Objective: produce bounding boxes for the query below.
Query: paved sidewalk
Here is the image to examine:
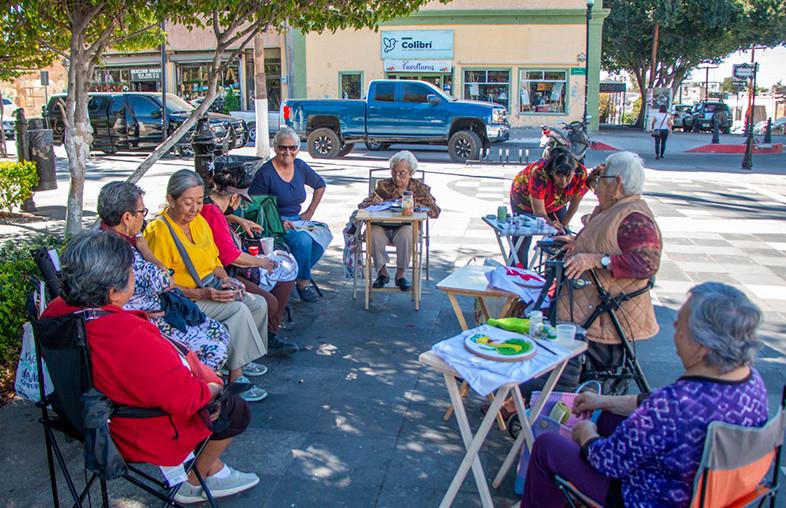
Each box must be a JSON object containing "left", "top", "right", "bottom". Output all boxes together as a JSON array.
[{"left": 1, "top": 151, "right": 786, "bottom": 507}]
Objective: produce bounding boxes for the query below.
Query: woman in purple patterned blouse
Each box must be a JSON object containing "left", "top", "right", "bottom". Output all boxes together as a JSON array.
[{"left": 521, "top": 282, "right": 769, "bottom": 508}]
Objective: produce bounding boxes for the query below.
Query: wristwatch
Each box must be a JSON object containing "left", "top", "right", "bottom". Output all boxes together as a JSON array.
[{"left": 600, "top": 255, "right": 612, "bottom": 269}]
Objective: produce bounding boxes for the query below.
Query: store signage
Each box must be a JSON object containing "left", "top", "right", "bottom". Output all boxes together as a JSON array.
[
  {"left": 131, "top": 68, "right": 161, "bottom": 81},
  {"left": 570, "top": 67, "right": 587, "bottom": 75},
  {"left": 732, "top": 63, "right": 756, "bottom": 80},
  {"left": 380, "top": 30, "right": 454, "bottom": 59},
  {"left": 599, "top": 82, "right": 626, "bottom": 93},
  {"left": 384, "top": 59, "right": 452, "bottom": 73}
]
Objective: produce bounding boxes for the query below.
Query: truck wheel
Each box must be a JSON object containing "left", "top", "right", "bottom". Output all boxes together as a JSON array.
[
  {"left": 448, "top": 130, "right": 482, "bottom": 163},
  {"left": 177, "top": 145, "right": 195, "bottom": 158},
  {"left": 307, "top": 128, "right": 342, "bottom": 158},
  {"left": 247, "top": 123, "right": 256, "bottom": 143},
  {"left": 365, "top": 140, "right": 390, "bottom": 151},
  {"left": 338, "top": 142, "right": 354, "bottom": 156}
]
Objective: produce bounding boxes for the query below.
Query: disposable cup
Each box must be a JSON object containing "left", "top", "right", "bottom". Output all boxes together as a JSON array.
[
  {"left": 261, "top": 237, "right": 275, "bottom": 255},
  {"left": 555, "top": 324, "right": 577, "bottom": 346}
]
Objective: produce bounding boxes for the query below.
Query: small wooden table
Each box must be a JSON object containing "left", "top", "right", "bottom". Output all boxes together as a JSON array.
[
  {"left": 419, "top": 336, "right": 588, "bottom": 508},
  {"left": 355, "top": 209, "right": 428, "bottom": 311},
  {"left": 437, "top": 264, "right": 519, "bottom": 332}
]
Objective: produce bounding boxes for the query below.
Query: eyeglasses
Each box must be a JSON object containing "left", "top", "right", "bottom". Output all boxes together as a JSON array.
[
  {"left": 391, "top": 170, "right": 410, "bottom": 177},
  {"left": 134, "top": 208, "right": 149, "bottom": 218},
  {"left": 277, "top": 144, "right": 299, "bottom": 152}
]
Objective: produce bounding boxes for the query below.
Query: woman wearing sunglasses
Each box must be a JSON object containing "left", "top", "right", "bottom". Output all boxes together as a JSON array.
[{"left": 249, "top": 127, "right": 327, "bottom": 303}]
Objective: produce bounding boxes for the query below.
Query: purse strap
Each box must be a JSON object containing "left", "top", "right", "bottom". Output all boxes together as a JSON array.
[{"left": 159, "top": 214, "right": 204, "bottom": 288}]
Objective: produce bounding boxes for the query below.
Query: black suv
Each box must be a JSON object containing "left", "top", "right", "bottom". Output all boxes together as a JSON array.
[
  {"left": 45, "top": 92, "right": 248, "bottom": 155},
  {"left": 683, "top": 101, "right": 732, "bottom": 134}
]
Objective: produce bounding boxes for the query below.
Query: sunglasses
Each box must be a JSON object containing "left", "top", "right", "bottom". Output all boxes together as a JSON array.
[{"left": 277, "top": 144, "right": 299, "bottom": 152}]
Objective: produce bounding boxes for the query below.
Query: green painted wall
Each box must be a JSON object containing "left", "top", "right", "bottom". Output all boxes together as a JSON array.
[{"left": 291, "top": 29, "right": 306, "bottom": 98}]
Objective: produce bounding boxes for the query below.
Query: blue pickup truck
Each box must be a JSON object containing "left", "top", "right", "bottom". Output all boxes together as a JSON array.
[{"left": 282, "top": 79, "right": 510, "bottom": 162}]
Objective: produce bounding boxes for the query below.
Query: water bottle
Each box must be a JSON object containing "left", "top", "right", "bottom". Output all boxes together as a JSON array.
[{"left": 528, "top": 310, "right": 543, "bottom": 338}]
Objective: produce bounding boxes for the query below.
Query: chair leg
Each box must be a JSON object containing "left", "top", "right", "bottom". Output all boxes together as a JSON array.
[
  {"left": 100, "top": 478, "right": 110, "bottom": 508},
  {"left": 310, "top": 279, "right": 324, "bottom": 297},
  {"left": 44, "top": 427, "right": 61, "bottom": 508},
  {"left": 47, "top": 427, "right": 83, "bottom": 507}
]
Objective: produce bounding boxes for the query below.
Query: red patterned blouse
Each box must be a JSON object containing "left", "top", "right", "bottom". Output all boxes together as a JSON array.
[{"left": 510, "top": 159, "right": 589, "bottom": 214}]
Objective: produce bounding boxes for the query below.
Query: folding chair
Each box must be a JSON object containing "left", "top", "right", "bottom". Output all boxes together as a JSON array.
[
  {"left": 368, "top": 167, "right": 431, "bottom": 281},
  {"left": 555, "top": 385, "right": 786, "bottom": 508},
  {"left": 29, "top": 251, "right": 218, "bottom": 507}
]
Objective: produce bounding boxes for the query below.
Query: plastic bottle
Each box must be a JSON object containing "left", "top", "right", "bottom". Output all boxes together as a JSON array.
[
  {"left": 528, "top": 311, "right": 543, "bottom": 338},
  {"left": 402, "top": 191, "right": 414, "bottom": 216},
  {"left": 486, "top": 317, "right": 530, "bottom": 334}
]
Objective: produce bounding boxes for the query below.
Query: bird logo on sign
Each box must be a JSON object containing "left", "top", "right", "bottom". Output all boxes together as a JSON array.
[{"left": 382, "top": 37, "right": 397, "bottom": 53}]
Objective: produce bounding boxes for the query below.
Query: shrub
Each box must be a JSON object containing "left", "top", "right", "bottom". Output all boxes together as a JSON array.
[
  {"left": 223, "top": 87, "right": 241, "bottom": 113},
  {"left": 0, "top": 160, "right": 38, "bottom": 212},
  {"left": 0, "top": 233, "right": 64, "bottom": 371}
]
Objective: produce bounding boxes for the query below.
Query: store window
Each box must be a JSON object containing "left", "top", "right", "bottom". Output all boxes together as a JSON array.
[
  {"left": 178, "top": 60, "right": 241, "bottom": 102},
  {"left": 91, "top": 67, "right": 161, "bottom": 92},
  {"left": 245, "top": 48, "right": 282, "bottom": 111},
  {"left": 519, "top": 70, "right": 567, "bottom": 114},
  {"left": 463, "top": 69, "right": 510, "bottom": 109},
  {"left": 339, "top": 73, "right": 362, "bottom": 99}
]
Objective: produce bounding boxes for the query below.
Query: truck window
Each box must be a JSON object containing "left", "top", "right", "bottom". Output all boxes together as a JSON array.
[
  {"left": 88, "top": 96, "right": 110, "bottom": 114},
  {"left": 127, "top": 96, "right": 160, "bottom": 117},
  {"left": 373, "top": 83, "right": 395, "bottom": 102},
  {"left": 402, "top": 83, "right": 430, "bottom": 103},
  {"left": 109, "top": 96, "right": 125, "bottom": 116}
]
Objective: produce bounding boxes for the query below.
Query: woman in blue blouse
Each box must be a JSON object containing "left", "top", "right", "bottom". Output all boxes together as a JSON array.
[
  {"left": 249, "top": 127, "right": 326, "bottom": 302},
  {"left": 521, "top": 282, "right": 769, "bottom": 508}
]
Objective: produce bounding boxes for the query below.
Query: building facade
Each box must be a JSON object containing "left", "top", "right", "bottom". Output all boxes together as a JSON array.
[{"left": 289, "top": 0, "right": 607, "bottom": 129}]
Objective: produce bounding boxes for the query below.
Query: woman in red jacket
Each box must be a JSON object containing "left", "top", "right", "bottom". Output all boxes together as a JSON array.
[{"left": 44, "top": 231, "right": 259, "bottom": 504}]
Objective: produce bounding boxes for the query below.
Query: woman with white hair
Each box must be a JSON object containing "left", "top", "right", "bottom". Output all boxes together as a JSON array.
[
  {"left": 555, "top": 150, "right": 662, "bottom": 390},
  {"left": 249, "top": 127, "right": 326, "bottom": 302},
  {"left": 358, "top": 150, "right": 440, "bottom": 290},
  {"left": 521, "top": 282, "right": 769, "bottom": 508}
]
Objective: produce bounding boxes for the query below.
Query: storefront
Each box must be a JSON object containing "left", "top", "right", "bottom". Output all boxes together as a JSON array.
[
  {"left": 292, "top": 1, "right": 607, "bottom": 129},
  {"left": 90, "top": 66, "right": 162, "bottom": 92},
  {"left": 175, "top": 58, "right": 242, "bottom": 101},
  {"left": 244, "top": 48, "right": 283, "bottom": 111}
]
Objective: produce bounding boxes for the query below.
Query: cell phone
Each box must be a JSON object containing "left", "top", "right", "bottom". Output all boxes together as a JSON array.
[{"left": 207, "top": 381, "right": 253, "bottom": 413}]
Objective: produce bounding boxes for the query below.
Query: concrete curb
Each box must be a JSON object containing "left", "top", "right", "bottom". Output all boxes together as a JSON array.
[{"left": 687, "top": 143, "right": 783, "bottom": 154}]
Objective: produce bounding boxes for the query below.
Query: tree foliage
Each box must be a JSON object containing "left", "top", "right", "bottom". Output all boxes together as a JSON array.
[{"left": 602, "top": 0, "right": 786, "bottom": 125}]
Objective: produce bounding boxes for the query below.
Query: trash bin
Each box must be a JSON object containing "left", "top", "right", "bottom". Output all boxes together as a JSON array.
[
  {"left": 212, "top": 154, "right": 266, "bottom": 177},
  {"left": 27, "top": 129, "right": 57, "bottom": 191},
  {"left": 28, "top": 117, "right": 46, "bottom": 130}
]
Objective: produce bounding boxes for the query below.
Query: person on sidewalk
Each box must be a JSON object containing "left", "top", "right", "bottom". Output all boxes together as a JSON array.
[
  {"left": 358, "top": 150, "right": 440, "bottom": 290},
  {"left": 200, "top": 163, "right": 299, "bottom": 355},
  {"left": 509, "top": 146, "right": 590, "bottom": 265},
  {"left": 144, "top": 170, "right": 271, "bottom": 403},
  {"left": 650, "top": 104, "right": 673, "bottom": 159},
  {"left": 249, "top": 127, "right": 327, "bottom": 303},
  {"left": 520, "top": 282, "right": 768, "bottom": 508},
  {"left": 45, "top": 231, "right": 260, "bottom": 504}
]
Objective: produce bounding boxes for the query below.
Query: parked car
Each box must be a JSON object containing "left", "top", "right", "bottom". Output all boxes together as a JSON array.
[
  {"left": 2, "top": 97, "right": 18, "bottom": 117},
  {"left": 2, "top": 119, "right": 14, "bottom": 139},
  {"left": 683, "top": 101, "right": 732, "bottom": 134},
  {"left": 282, "top": 79, "right": 510, "bottom": 162},
  {"left": 228, "top": 110, "right": 281, "bottom": 143},
  {"left": 753, "top": 117, "right": 786, "bottom": 136},
  {"left": 45, "top": 92, "right": 248, "bottom": 155},
  {"left": 670, "top": 103, "right": 693, "bottom": 131}
]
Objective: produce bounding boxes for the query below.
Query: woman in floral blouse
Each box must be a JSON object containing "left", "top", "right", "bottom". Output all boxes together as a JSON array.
[{"left": 509, "top": 146, "right": 590, "bottom": 264}]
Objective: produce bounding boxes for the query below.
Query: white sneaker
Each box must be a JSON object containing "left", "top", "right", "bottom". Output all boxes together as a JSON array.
[
  {"left": 205, "top": 466, "right": 260, "bottom": 498},
  {"left": 173, "top": 481, "right": 204, "bottom": 504}
]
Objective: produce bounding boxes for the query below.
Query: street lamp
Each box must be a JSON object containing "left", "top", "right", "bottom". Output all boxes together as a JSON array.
[{"left": 582, "top": 0, "right": 594, "bottom": 132}]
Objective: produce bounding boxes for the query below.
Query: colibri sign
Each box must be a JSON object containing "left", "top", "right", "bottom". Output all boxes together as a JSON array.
[
  {"left": 380, "top": 30, "right": 454, "bottom": 60},
  {"left": 732, "top": 63, "right": 757, "bottom": 80}
]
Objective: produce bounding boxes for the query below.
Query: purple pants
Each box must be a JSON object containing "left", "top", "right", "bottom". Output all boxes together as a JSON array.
[{"left": 521, "top": 412, "right": 625, "bottom": 508}]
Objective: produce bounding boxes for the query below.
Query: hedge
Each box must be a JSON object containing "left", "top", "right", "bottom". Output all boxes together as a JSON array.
[
  {"left": 0, "top": 234, "right": 64, "bottom": 370},
  {"left": 0, "top": 160, "right": 38, "bottom": 212}
]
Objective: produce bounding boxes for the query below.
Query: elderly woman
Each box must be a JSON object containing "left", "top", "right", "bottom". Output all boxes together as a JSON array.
[
  {"left": 554, "top": 151, "right": 662, "bottom": 392},
  {"left": 358, "top": 150, "right": 440, "bottom": 290},
  {"left": 200, "top": 163, "right": 299, "bottom": 354},
  {"left": 43, "top": 231, "right": 260, "bottom": 504},
  {"left": 144, "top": 169, "right": 269, "bottom": 403},
  {"left": 249, "top": 127, "right": 326, "bottom": 303},
  {"left": 97, "top": 181, "right": 229, "bottom": 371},
  {"left": 509, "top": 146, "right": 590, "bottom": 264},
  {"left": 521, "top": 282, "right": 769, "bottom": 507}
]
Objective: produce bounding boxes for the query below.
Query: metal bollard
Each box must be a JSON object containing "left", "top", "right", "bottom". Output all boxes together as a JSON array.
[
  {"left": 27, "top": 129, "right": 57, "bottom": 191},
  {"left": 711, "top": 119, "right": 720, "bottom": 144},
  {"left": 15, "top": 108, "right": 29, "bottom": 162},
  {"left": 763, "top": 118, "right": 772, "bottom": 144},
  {"left": 191, "top": 115, "right": 217, "bottom": 184}
]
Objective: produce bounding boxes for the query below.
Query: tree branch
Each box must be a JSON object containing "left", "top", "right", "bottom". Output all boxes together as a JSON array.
[
  {"left": 110, "top": 22, "right": 159, "bottom": 46},
  {"left": 221, "top": 21, "right": 264, "bottom": 70},
  {"left": 35, "top": 36, "right": 70, "bottom": 60}
]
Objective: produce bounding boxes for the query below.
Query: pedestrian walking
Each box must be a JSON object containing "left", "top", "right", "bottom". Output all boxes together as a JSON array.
[{"left": 650, "top": 105, "right": 673, "bottom": 159}]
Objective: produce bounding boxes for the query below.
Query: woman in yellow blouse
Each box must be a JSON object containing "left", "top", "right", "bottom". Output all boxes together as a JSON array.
[{"left": 144, "top": 169, "right": 269, "bottom": 402}]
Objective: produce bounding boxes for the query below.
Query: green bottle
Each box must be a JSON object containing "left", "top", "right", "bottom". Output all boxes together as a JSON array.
[{"left": 487, "top": 317, "right": 530, "bottom": 334}]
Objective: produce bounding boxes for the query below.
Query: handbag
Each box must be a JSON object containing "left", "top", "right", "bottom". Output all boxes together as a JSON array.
[
  {"left": 514, "top": 380, "right": 602, "bottom": 495},
  {"left": 15, "top": 280, "right": 54, "bottom": 402}
]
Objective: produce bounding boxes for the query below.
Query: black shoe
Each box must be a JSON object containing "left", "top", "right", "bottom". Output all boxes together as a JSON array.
[
  {"left": 372, "top": 273, "right": 390, "bottom": 288},
  {"left": 296, "top": 285, "right": 318, "bottom": 303},
  {"left": 267, "top": 336, "right": 299, "bottom": 357},
  {"left": 395, "top": 277, "right": 411, "bottom": 291}
]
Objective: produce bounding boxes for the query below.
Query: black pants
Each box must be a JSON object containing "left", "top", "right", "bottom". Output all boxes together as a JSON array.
[
  {"left": 210, "top": 395, "right": 250, "bottom": 441},
  {"left": 513, "top": 207, "right": 567, "bottom": 266},
  {"left": 654, "top": 129, "right": 669, "bottom": 157}
]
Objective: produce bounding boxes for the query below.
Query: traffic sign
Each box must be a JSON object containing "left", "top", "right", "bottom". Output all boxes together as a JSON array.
[{"left": 733, "top": 63, "right": 756, "bottom": 80}]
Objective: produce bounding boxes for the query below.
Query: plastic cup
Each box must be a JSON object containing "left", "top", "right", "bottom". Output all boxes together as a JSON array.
[
  {"left": 247, "top": 245, "right": 259, "bottom": 256},
  {"left": 261, "top": 237, "right": 275, "bottom": 255},
  {"left": 555, "top": 324, "right": 577, "bottom": 346}
]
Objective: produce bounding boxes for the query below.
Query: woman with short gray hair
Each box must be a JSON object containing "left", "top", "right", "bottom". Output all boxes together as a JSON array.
[
  {"left": 358, "top": 150, "right": 440, "bottom": 290},
  {"left": 520, "top": 281, "right": 769, "bottom": 508},
  {"left": 45, "top": 231, "right": 260, "bottom": 503},
  {"left": 97, "top": 181, "right": 230, "bottom": 372},
  {"left": 144, "top": 169, "right": 271, "bottom": 403}
]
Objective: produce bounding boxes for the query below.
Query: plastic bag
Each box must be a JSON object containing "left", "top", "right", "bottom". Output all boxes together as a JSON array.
[{"left": 14, "top": 322, "right": 54, "bottom": 402}]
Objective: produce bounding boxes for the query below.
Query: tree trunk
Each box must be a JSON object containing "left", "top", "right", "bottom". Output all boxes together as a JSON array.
[
  {"left": 253, "top": 33, "right": 271, "bottom": 159},
  {"left": 0, "top": 90, "right": 7, "bottom": 158},
  {"left": 633, "top": 69, "right": 647, "bottom": 128}
]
